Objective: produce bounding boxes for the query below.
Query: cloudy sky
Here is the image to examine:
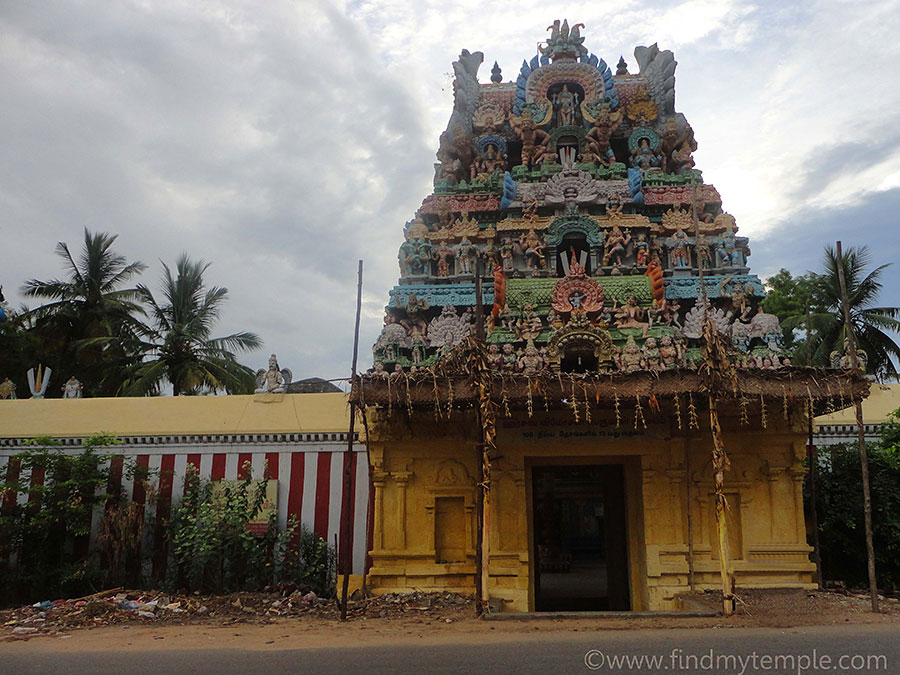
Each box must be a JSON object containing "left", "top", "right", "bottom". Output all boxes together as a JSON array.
[{"left": 2, "top": 0, "right": 899, "bottom": 385}]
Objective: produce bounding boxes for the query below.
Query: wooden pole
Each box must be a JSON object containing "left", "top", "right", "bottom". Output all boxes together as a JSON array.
[
  {"left": 473, "top": 255, "right": 489, "bottom": 614},
  {"left": 685, "top": 436, "right": 695, "bottom": 592},
  {"left": 340, "top": 260, "right": 364, "bottom": 621},
  {"left": 693, "top": 184, "right": 735, "bottom": 615},
  {"left": 805, "top": 303, "right": 824, "bottom": 589},
  {"left": 708, "top": 396, "right": 736, "bottom": 615},
  {"left": 834, "top": 241, "right": 879, "bottom": 612}
]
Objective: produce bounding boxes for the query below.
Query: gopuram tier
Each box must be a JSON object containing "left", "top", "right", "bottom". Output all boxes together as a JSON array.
[{"left": 373, "top": 21, "right": 782, "bottom": 376}]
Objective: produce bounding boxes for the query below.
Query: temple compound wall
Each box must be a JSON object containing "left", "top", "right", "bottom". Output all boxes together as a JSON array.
[
  {"left": 364, "top": 403, "right": 814, "bottom": 612},
  {"left": 0, "top": 393, "right": 371, "bottom": 576}
]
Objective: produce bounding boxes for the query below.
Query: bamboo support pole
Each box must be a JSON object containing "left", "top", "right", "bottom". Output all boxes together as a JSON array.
[
  {"left": 805, "top": 304, "right": 824, "bottom": 589},
  {"left": 708, "top": 395, "right": 735, "bottom": 615},
  {"left": 693, "top": 183, "right": 735, "bottom": 616},
  {"left": 473, "top": 257, "right": 489, "bottom": 614},
  {"left": 835, "top": 241, "right": 878, "bottom": 612}
]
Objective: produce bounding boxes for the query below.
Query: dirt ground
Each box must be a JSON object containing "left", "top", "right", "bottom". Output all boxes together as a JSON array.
[{"left": 3, "top": 588, "right": 899, "bottom": 652}]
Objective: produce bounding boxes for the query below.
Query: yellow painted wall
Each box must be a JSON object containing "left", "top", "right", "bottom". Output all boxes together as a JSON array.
[
  {"left": 0, "top": 392, "right": 356, "bottom": 438},
  {"left": 815, "top": 382, "right": 899, "bottom": 427},
  {"left": 364, "top": 401, "right": 815, "bottom": 612}
]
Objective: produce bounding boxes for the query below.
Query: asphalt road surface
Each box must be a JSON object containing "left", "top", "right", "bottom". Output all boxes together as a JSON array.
[{"left": 4, "top": 624, "right": 896, "bottom": 674}]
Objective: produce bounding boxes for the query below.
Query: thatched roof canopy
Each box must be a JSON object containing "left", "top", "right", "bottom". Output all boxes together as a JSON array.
[{"left": 352, "top": 367, "right": 869, "bottom": 416}]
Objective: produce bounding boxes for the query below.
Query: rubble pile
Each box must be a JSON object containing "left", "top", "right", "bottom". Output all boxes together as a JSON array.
[{"left": 1, "top": 590, "right": 476, "bottom": 638}]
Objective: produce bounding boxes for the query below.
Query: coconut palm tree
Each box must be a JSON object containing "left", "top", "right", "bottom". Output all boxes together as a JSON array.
[
  {"left": 21, "top": 229, "right": 147, "bottom": 395},
  {"left": 803, "top": 245, "right": 900, "bottom": 375},
  {"left": 125, "top": 255, "right": 261, "bottom": 395}
]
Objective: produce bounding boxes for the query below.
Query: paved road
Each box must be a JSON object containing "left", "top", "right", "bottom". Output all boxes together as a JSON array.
[{"left": 4, "top": 625, "right": 896, "bottom": 674}]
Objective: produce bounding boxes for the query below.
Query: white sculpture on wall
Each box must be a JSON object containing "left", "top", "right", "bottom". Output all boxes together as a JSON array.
[
  {"left": 255, "top": 354, "right": 292, "bottom": 394},
  {"left": 27, "top": 365, "right": 52, "bottom": 399},
  {"left": 62, "top": 376, "right": 83, "bottom": 398}
]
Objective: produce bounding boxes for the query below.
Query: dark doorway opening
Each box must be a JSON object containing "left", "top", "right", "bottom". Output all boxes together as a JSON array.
[
  {"left": 559, "top": 341, "right": 599, "bottom": 373},
  {"left": 532, "top": 464, "right": 630, "bottom": 611}
]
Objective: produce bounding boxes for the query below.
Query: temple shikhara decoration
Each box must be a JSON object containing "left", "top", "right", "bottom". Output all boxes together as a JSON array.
[
  {"left": 355, "top": 22, "right": 868, "bottom": 614},
  {"left": 375, "top": 23, "right": 767, "bottom": 373}
]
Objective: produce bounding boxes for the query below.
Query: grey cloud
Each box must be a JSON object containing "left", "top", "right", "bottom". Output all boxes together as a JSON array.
[
  {"left": 1, "top": 0, "right": 431, "bottom": 381},
  {"left": 787, "top": 132, "right": 900, "bottom": 202},
  {"left": 754, "top": 187, "right": 900, "bottom": 305}
]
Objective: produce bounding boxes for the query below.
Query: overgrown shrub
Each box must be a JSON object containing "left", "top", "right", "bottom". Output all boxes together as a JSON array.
[
  {"left": 0, "top": 434, "right": 125, "bottom": 604},
  {"left": 2, "top": 443, "right": 335, "bottom": 606},
  {"left": 167, "top": 463, "right": 334, "bottom": 597},
  {"left": 813, "top": 418, "right": 900, "bottom": 591}
]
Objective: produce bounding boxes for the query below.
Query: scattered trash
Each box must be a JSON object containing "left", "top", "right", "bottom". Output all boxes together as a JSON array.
[{"left": 0, "top": 589, "right": 477, "bottom": 637}]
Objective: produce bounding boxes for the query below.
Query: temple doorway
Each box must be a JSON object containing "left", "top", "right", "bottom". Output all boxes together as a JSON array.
[{"left": 532, "top": 464, "right": 630, "bottom": 611}]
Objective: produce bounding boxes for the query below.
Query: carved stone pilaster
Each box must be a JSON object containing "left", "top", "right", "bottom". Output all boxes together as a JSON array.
[{"left": 392, "top": 471, "right": 413, "bottom": 550}]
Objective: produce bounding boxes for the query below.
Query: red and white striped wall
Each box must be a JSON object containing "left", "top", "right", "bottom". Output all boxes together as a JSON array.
[{"left": 0, "top": 437, "right": 371, "bottom": 575}]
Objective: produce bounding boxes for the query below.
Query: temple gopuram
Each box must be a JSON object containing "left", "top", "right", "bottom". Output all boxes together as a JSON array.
[{"left": 354, "top": 21, "right": 867, "bottom": 614}]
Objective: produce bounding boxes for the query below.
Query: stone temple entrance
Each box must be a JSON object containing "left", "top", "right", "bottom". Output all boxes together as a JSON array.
[{"left": 532, "top": 464, "right": 630, "bottom": 611}]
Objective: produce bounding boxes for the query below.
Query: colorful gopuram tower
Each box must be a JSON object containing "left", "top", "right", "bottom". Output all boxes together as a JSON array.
[
  {"left": 357, "top": 22, "right": 867, "bottom": 613},
  {"left": 373, "top": 20, "right": 781, "bottom": 375}
]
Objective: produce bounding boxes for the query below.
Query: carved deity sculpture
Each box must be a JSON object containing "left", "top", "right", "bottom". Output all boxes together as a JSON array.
[
  {"left": 715, "top": 230, "right": 745, "bottom": 268},
  {"left": 552, "top": 85, "right": 578, "bottom": 126},
  {"left": 649, "top": 297, "right": 681, "bottom": 328},
  {"left": 630, "top": 137, "right": 662, "bottom": 171},
  {"left": 633, "top": 233, "right": 649, "bottom": 266},
  {"left": 520, "top": 230, "right": 546, "bottom": 271},
  {"left": 658, "top": 335, "right": 681, "bottom": 369},
  {"left": 614, "top": 296, "right": 649, "bottom": 333},
  {"left": 436, "top": 126, "right": 476, "bottom": 184},
  {"left": 255, "top": 354, "right": 290, "bottom": 394},
  {"left": 516, "top": 302, "right": 544, "bottom": 341},
  {"left": 404, "top": 238, "right": 432, "bottom": 275},
  {"left": 372, "top": 362, "right": 389, "bottom": 380},
  {"left": 433, "top": 240, "right": 455, "bottom": 277},
  {"left": 510, "top": 114, "right": 551, "bottom": 168},
  {"left": 62, "top": 376, "right": 83, "bottom": 399},
  {"left": 455, "top": 237, "right": 478, "bottom": 274},
  {"left": 695, "top": 234, "right": 712, "bottom": 269},
  {"left": 487, "top": 343, "right": 504, "bottom": 370},
  {"left": 642, "top": 337, "right": 663, "bottom": 371},
  {"left": 401, "top": 300, "right": 429, "bottom": 346},
  {"left": 660, "top": 118, "right": 697, "bottom": 175},
  {"left": 830, "top": 338, "right": 868, "bottom": 371},
  {"left": 0, "top": 377, "right": 15, "bottom": 400},
  {"left": 499, "top": 237, "right": 516, "bottom": 271},
  {"left": 669, "top": 228, "right": 692, "bottom": 268},
  {"left": 501, "top": 343, "right": 517, "bottom": 371},
  {"left": 603, "top": 225, "right": 631, "bottom": 266},
  {"left": 616, "top": 335, "right": 644, "bottom": 373},
  {"left": 584, "top": 104, "right": 620, "bottom": 165},
  {"left": 472, "top": 143, "right": 507, "bottom": 181},
  {"left": 519, "top": 340, "right": 545, "bottom": 376}
]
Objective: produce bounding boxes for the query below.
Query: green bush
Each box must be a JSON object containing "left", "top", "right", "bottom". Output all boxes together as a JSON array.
[
  {"left": 813, "top": 418, "right": 900, "bottom": 591},
  {"left": 167, "top": 463, "right": 334, "bottom": 597},
  {"left": 0, "top": 434, "right": 126, "bottom": 604},
  {"left": 1, "top": 442, "right": 335, "bottom": 605}
]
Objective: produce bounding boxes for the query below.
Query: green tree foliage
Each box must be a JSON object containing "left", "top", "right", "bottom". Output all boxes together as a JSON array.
[
  {"left": 0, "top": 434, "right": 128, "bottom": 604},
  {"left": 813, "top": 418, "right": 900, "bottom": 591},
  {"left": 761, "top": 268, "right": 828, "bottom": 357},
  {"left": 125, "top": 255, "right": 261, "bottom": 396},
  {"left": 809, "top": 246, "right": 900, "bottom": 375},
  {"left": 20, "top": 229, "right": 147, "bottom": 396},
  {"left": 763, "top": 247, "right": 900, "bottom": 374},
  {"left": 168, "top": 464, "right": 334, "bottom": 596},
  {"left": 0, "top": 308, "right": 42, "bottom": 398}
]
